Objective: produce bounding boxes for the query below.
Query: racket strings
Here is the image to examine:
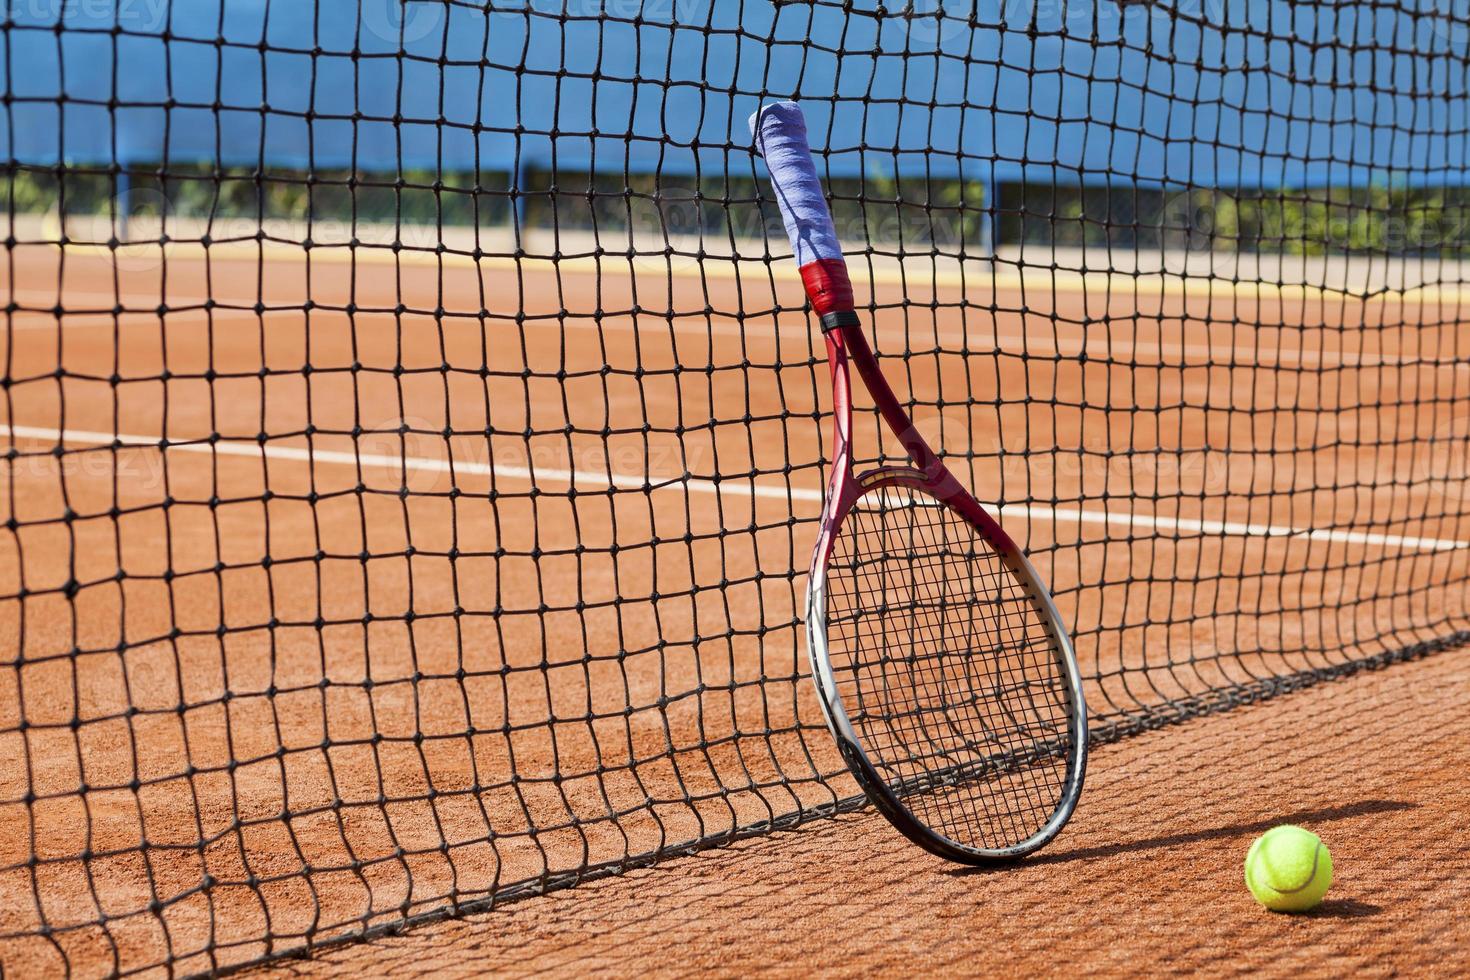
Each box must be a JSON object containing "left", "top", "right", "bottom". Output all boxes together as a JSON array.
[{"left": 825, "top": 485, "right": 1075, "bottom": 851}]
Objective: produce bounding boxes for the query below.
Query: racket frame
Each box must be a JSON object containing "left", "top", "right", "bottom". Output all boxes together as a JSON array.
[
  {"left": 748, "top": 97, "right": 1087, "bottom": 861},
  {"left": 805, "top": 309, "right": 1090, "bottom": 863}
]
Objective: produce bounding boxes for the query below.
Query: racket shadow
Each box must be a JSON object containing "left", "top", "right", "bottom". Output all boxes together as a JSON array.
[{"left": 942, "top": 799, "right": 1414, "bottom": 871}]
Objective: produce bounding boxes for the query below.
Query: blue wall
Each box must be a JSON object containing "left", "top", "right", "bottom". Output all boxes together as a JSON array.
[{"left": 3, "top": 0, "right": 1468, "bottom": 187}]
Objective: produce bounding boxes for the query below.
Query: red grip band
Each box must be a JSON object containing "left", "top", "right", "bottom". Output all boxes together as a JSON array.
[{"left": 799, "top": 258, "right": 854, "bottom": 316}]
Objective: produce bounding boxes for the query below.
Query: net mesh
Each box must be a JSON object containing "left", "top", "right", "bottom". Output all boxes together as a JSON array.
[
  {"left": 823, "top": 484, "right": 1076, "bottom": 854},
  {"left": 3, "top": 0, "right": 1470, "bottom": 975}
]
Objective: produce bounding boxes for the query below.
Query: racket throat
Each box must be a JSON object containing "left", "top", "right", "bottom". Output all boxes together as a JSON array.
[{"left": 823, "top": 310, "right": 952, "bottom": 484}]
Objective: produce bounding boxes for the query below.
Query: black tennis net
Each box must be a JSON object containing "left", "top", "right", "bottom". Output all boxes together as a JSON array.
[{"left": 4, "top": 0, "right": 1470, "bottom": 975}]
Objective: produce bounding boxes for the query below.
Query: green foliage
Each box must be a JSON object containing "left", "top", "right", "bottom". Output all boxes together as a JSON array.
[
  {"left": 5, "top": 162, "right": 1470, "bottom": 255},
  {"left": 0, "top": 164, "right": 512, "bottom": 228},
  {"left": 1004, "top": 179, "right": 1470, "bottom": 255}
]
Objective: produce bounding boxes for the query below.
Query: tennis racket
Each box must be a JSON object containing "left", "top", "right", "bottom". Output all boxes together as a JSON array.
[{"left": 751, "top": 101, "right": 1088, "bottom": 863}]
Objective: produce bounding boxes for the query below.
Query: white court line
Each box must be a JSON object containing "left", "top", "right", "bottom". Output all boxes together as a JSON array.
[
  {"left": 3, "top": 423, "right": 1466, "bottom": 555},
  {"left": 6, "top": 286, "right": 1470, "bottom": 373}
]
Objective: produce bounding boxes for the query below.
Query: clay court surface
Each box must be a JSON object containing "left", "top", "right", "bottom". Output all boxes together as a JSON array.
[
  {"left": 260, "top": 649, "right": 1470, "bottom": 978},
  {"left": 2, "top": 244, "right": 1469, "bottom": 976}
]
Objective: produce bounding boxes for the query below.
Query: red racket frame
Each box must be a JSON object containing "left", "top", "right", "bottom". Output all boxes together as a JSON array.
[{"left": 805, "top": 311, "right": 1089, "bottom": 863}]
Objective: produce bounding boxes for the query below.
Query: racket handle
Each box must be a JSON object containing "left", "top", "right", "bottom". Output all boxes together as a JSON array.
[{"left": 749, "top": 101, "right": 854, "bottom": 316}]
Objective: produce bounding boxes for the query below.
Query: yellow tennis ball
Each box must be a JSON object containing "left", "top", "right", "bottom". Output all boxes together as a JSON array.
[{"left": 1244, "top": 825, "right": 1332, "bottom": 912}]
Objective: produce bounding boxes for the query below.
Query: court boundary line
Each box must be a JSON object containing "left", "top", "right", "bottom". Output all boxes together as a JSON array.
[
  {"left": 3, "top": 423, "right": 1465, "bottom": 554},
  {"left": 29, "top": 237, "right": 1470, "bottom": 306}
]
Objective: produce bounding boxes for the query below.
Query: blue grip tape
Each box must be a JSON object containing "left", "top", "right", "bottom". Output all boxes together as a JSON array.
[{"left": 749, "top": 101, "right": 844, "bottom": 267}]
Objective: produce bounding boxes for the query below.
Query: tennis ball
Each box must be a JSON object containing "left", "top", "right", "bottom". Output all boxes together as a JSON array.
[{"left": 1244, "top": 825, "right": 1332, "bottom": 912}]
